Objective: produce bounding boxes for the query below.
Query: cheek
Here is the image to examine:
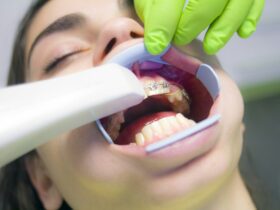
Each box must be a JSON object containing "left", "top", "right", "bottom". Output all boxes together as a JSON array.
[
  {"left": 195, "top": 72, "right": 246, "bottom": 198},
  {"left": 186, "top": 123, "right": 245, "bottom": 202},
  {"left": 64, "top": 124, "right": 120, "bottom": 180},
  {"left": 38, "top": 123, "right": 146, "bottom": 209},
  {"left": 211, "top": 71, "right": 245, "bottom": 175},
  {"left": 220, "top": 72, "right": 244, "bottom": 152},
  {"left": 41, "top": 123, "right": 138, "bottom": 183},
  {"left": 35, "top": 124, "right": 123, "bottom": 207},
  {"left": 36, "top": 123, "right": 105, "bottom": 186}
]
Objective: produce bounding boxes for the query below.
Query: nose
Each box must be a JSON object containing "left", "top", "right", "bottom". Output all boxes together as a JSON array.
[{"left": 93, "top": 18, "right": 144, "bottom": 64}]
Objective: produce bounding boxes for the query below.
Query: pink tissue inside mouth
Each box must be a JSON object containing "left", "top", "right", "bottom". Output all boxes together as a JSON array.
[
  {"left": 140, "top": 61, "right": 164, "bottom": 70},
  {"left": 162, "top": 47, "right": 200, "bottom": 75}
]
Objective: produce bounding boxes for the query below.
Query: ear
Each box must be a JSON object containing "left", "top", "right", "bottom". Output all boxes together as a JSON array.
[{"left": 25, "top": 154, "right": 63, "bottom": 210}]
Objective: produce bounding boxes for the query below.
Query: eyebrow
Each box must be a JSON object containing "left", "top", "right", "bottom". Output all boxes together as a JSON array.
[{"left": 27, "top": 13, "right": 86, "bottom": 66}]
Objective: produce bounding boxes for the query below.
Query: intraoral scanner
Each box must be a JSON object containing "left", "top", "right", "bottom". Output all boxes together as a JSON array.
[{"left": 0, "top": 64, "right": 145, "bottom": 167}]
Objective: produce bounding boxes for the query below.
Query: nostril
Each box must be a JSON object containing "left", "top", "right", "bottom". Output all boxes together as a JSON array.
[
  {"left": 104, "top": 38, "right": 117, "bottom": 56},
  {"left": 130, "top": 32, "right": 142, "bottom": 38}
]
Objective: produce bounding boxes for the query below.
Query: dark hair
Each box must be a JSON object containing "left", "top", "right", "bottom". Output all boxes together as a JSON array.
[
  {"left": 7, "top": 0, "right": 46, "bottom": 85},
  {"left": 0, "top": 0, "right": 71, "bottom": 209}
]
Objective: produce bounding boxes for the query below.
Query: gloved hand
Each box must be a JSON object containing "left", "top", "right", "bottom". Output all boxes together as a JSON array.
[{"left": 134, "top": 0, "right": 265, "bottom": 55}]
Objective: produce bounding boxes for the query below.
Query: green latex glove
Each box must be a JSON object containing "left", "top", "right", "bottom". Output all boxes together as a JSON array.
[{"left": 134, "top": 0, "right": 265, "bottom": 55}]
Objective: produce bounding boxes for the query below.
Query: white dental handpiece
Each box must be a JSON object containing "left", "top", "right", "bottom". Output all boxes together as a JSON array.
[{"left": 0, "top": 64, "right": 145, "bottom": 167}]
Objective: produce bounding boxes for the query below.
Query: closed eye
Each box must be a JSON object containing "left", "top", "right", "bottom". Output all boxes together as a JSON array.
[{"left": 44, "top": 50, "right": 84, "bottom": 73}]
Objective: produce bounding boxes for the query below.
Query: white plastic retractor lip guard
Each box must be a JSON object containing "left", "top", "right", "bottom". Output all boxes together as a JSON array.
[{"left": 96, "top": 43, "right": 221, "bottom": 152}]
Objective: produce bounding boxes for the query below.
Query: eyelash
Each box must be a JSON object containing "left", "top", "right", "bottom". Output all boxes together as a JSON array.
[{"left": 44, "top": 50, "right": 81, "bottom": 73}]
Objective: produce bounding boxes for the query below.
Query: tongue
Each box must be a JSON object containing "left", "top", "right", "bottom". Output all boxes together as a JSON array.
[{"left": 114, "top": 111, "right": 176, "bottom": 145}]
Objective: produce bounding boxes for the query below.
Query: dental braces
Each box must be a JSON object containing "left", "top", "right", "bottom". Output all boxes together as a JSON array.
[{"left": 144, "top": 81, "right": 170, "bottom": 96}]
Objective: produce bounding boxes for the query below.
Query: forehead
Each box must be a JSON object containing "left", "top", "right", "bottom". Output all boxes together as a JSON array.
[{"left": 26, "top": 0, "right": 130, "bottom": 56}]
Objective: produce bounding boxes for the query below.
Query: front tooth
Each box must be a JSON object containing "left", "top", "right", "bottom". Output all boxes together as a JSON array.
[
  {"left": 144, "top": 79, "right": 170, "bottom": 97},
  {"left": 176, "top": 113, "right": 195, "bottom": 128},
  {"left": 158, "top": 117, "right": 173, "bottom": 136},
  {"left": 189, "top": 119, "right": 196, "bottom": 127},
  {"left": 142, "top": 125, "right": 154, "bottom": 142},
  {"left": 158, "top": 79, "right": 170, "bottom": 92},
  {"left": 166, "top": 116, "right": 181, "bottom": 130},
  {"left": 176, "top": 113, "right": 189, "bottom": 125},
  {"left": 150, "top": 121, "right": 163, "bottom": 138},
  {"left": 135, "top": 133, "right": 146, "bottom": 146}
]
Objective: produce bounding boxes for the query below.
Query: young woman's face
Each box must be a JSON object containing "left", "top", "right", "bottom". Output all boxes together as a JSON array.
[{"left": 25, "top": 0, "right": 245, "bottom": 210}]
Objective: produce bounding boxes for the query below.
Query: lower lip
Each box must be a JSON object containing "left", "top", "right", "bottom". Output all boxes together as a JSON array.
[{"left": 110, "top": 97, "right": 221, "bottom": 168}]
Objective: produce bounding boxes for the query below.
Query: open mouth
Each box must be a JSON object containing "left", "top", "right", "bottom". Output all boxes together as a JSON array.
[{"left": 97, "top": 43, "right": 220, "bottom": 153}]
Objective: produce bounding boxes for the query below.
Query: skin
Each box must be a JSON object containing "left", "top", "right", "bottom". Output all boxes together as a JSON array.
[{"left": 24, "top": 0, "right": 255, "bottom": 210}]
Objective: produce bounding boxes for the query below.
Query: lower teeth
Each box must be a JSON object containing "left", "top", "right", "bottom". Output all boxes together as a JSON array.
[{"left": 135, "top": 113, "right": 196, "bottom": 146}]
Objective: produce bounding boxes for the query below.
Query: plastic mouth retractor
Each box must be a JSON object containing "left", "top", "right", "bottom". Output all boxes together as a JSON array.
[{"left": 96, "top": 43, "right": 221, "bottom": 152}]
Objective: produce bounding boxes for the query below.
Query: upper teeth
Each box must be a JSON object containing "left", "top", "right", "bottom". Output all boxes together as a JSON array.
[
  {"left": 141, "top": 78, "right": 191, "bottom": 116},
  {"left": 166, "top": 87, "right": 191, "bottom": 115},
  {"left": 144, "top": 80, "right": 170, "bottom": 97}
]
